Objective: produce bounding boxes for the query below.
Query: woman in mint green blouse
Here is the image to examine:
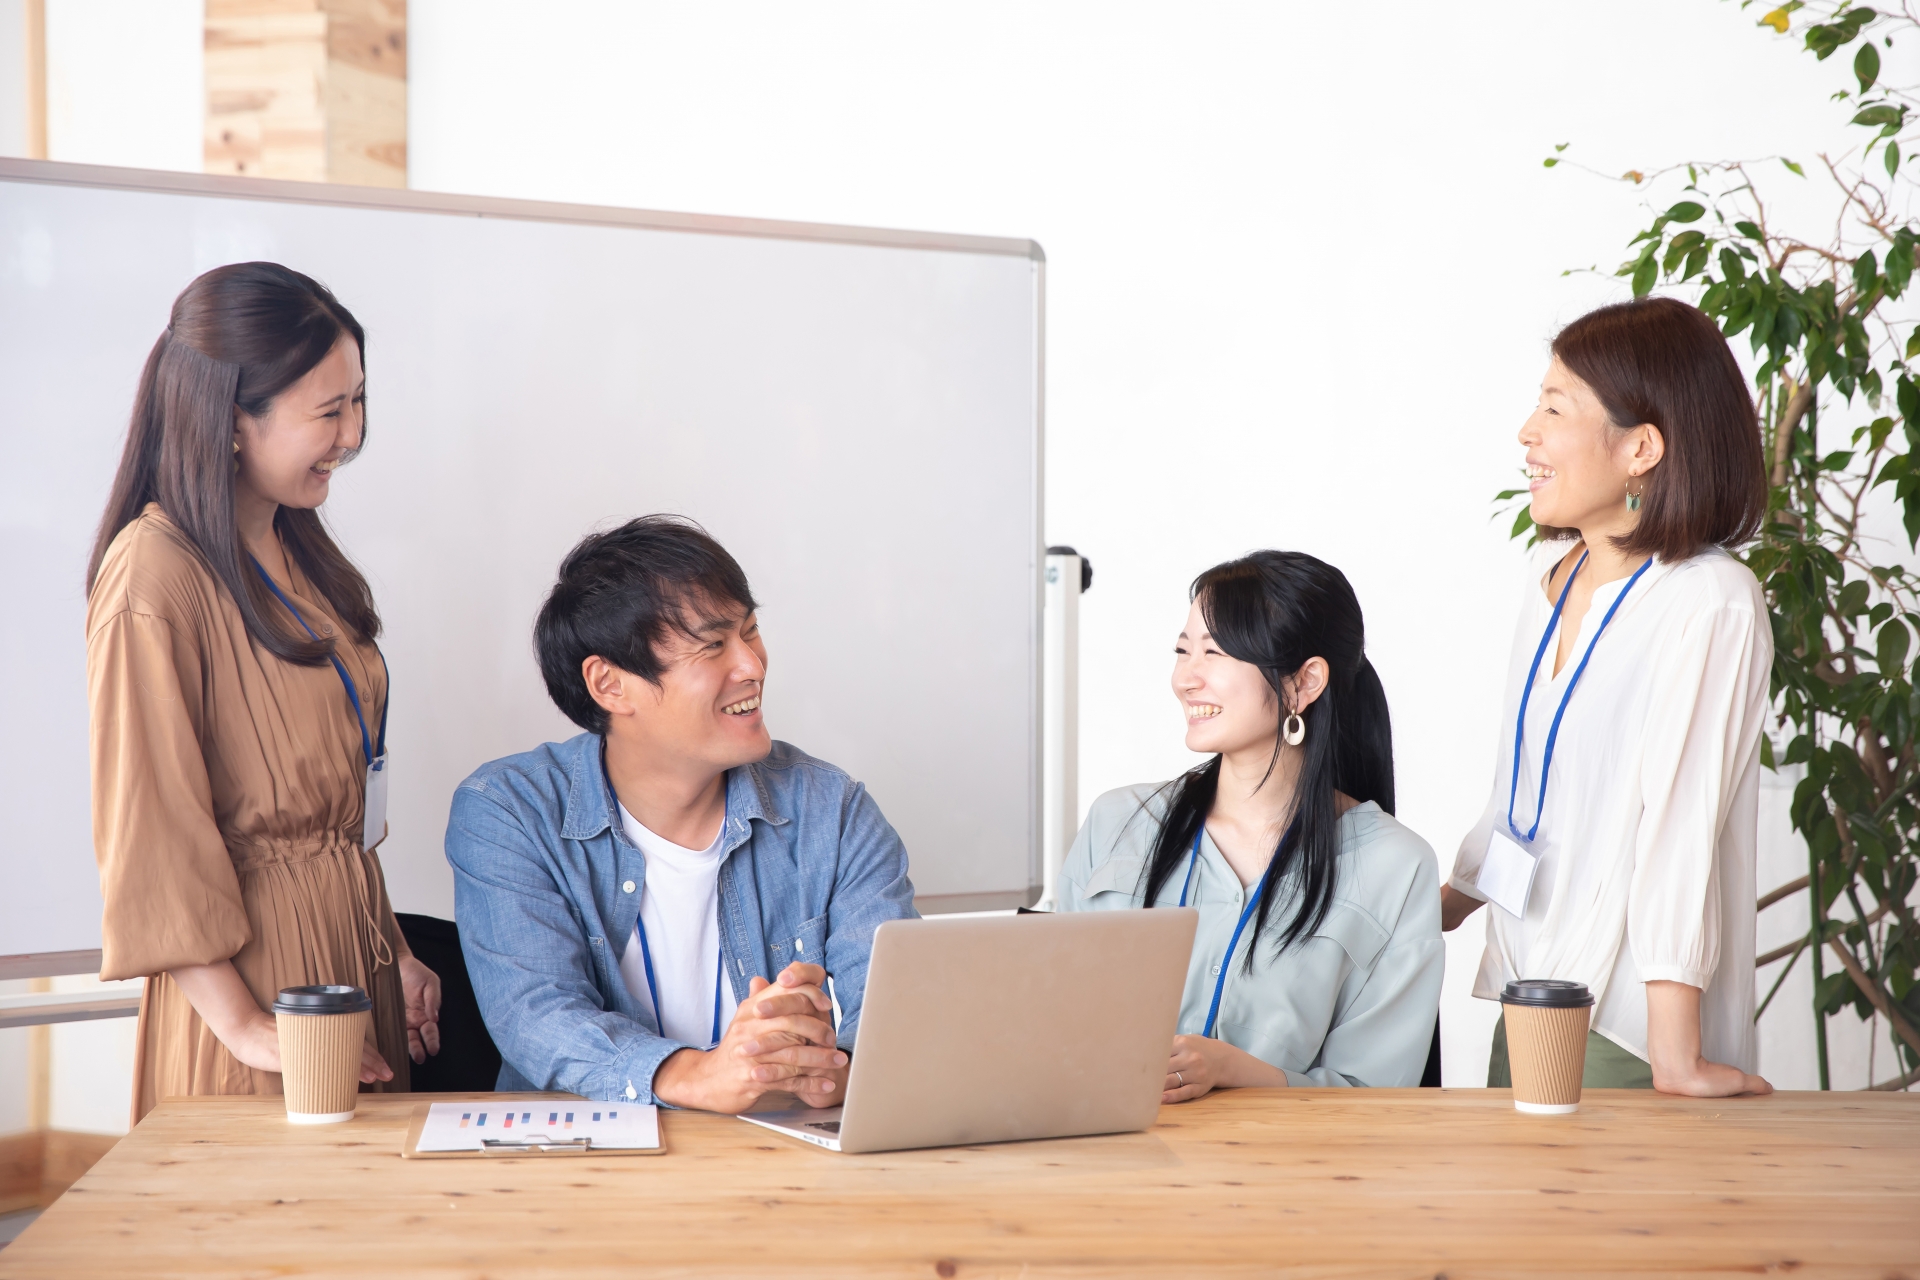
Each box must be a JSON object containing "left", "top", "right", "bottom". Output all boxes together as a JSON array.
[{"left": 1061, "top": 551, "right": 1443, "bottom": 1095}]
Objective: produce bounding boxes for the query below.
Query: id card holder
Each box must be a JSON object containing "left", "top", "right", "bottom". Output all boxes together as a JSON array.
[
  {"left": 1475, "top": 826, "right": 1538, "bottom": 919},
  {"left": 363, "top": 752, "right": 389, "bottom": 851}
]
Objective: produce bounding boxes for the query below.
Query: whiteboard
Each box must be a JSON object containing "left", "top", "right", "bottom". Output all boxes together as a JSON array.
[{"left": 0, "top": 159, "right": 1043, "bottom": 956}]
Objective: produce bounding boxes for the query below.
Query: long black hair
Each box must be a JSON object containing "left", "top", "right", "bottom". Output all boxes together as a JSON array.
[
  {"left": 87, "top": 262, "right": 377, "bottom": 663},
  {"left": 1138, "top": 550, "right": 1395, "bottom": 960}
]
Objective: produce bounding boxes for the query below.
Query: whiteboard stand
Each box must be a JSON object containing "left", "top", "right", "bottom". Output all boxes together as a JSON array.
[{"left": 1036, "top": 547, "right": 1089, "bottom": 911}]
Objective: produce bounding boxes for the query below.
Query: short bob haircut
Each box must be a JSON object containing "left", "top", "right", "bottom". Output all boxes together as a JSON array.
[
  {"left": 535, "top": 515, "right": 759, "bottom": 735},
  {"left": 1540, "top": 296, "right": 1767, "bottom": 561}
]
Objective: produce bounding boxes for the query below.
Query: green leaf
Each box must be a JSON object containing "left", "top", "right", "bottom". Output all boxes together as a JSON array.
[
  {"left": 1888, "top": 234, "right": 1914, "bottom": 297},
  {"left": 1839, "top": 579, "right": 1872, "bottom": 616},
  {"left": 1856, "top": 41, "right": 1881, "bottom": 92},
  {"left": 1735, "top": 220, "right": 1766, "bottom": 241},
  {"left": 1666, "top": 200, "right": 1707, "bottom": 223},
  {"left": 1543, "top": 157, "right": 1558, "bottom": 168},
  {"left": 1852, "top": 105, "right": 1904, "bottom": 129},
  {"left": 1880, "top": 618, "right": 1911, "bottom": 677},
  {"left": 1783, "top": 157, "right": 1806, "bottom": 176},
  {"left": 1632, "top": 255, "right": 1657, "bottom": 296},
  {"left": 1887, "top": 138, "right": 1902, "bottom": 179},
  {"left": 1509, "top": 505, "right": 1536, "bottom": 540},
  {"left": 1908, "top": 327, "right": 1920, "bottom": 360},
  {"left": 1856, "top": 248, "right": 1880, "bottom": 297}
]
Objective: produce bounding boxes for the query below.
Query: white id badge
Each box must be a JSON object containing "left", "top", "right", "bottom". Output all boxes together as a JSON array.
[
  {"left": 1476, "top": 828, "right": 1538, "bottom": 919},
  {"left": 362, "top": 753, "right": 389, "bottom": 851}
]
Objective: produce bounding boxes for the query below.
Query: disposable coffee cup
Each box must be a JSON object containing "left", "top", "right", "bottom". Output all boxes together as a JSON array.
[
  {"left": 1500, "top": 979, "right": 1594, "bottom": 1115},
  {"left": 272, "top": 985, "right": 372, "bottom": 1125}
]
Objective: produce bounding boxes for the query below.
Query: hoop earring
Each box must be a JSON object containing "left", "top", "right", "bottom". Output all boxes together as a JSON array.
[
  {"left": 1283, "top": 709, "right": 1306, "bottom": 746},
  {"left": 1625, "top": 476, "right": 1644, "bottom": 513}
]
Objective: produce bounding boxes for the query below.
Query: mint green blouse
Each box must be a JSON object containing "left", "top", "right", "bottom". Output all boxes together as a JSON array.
[{"left": 1059, "top": 785, "right": 1444, "bottom": 1087}]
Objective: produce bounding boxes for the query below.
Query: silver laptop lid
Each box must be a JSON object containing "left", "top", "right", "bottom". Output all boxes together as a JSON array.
[{"left": 831, "top": 908, "right": 1197, "bottom": 1154}]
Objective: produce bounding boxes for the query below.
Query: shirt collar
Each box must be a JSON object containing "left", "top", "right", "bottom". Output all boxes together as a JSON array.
[{"left": 559, "top": 733, "right": 791, "bottom": 845}]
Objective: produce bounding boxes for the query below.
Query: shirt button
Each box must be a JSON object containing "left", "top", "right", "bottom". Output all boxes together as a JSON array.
[
  {"left": 625, "top": 1084, "right": 637, "bottom": 1100},
  {"left": 623, "top": 880, "right": 636, "bottom": 893},
  {"left": 795, "top": 939, "right": 805, "bottom": 953},
  {"left": 1210, "top": 965, "right": 1222, "bottom": 976}
]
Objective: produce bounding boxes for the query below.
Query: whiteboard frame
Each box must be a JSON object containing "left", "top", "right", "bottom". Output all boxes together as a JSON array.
[{"left": 0, "top": 156, "right": 1048, "bottom": 915}]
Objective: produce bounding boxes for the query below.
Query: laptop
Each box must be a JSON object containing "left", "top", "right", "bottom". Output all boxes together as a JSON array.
[{"left": 738, "top": 907, "right": 1198, "bottom": 1154}]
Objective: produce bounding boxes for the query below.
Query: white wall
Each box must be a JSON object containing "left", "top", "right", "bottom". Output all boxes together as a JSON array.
[
  {"left": 0, "top": 0, "right": 25, "bottom": 157},
  {"left": 407, "top": 0, "right": 1906, "bottom": 1086},
  {"left": 42, "top": 0, "right": 200, "bottom": 168},
  {"left": 7, "top": 0, "right": 1912, "bottom": 1090}
]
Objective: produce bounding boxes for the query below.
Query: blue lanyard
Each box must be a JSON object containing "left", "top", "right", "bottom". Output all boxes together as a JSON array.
[
  {"left": 599, "top": 749, "right": 727, "bottom": 1047},
  {"left": 1506, "top": 550, "right": 1653, "bottom": 842},
  {"left": 1177, "top": 821, "right": 1294, "bottom": 1040},
  {"left": 251, "top": 558, "right": 386, "bottom": 767},
  {"left": 633, "top": 915, "right": 725, "bottom": 1049}
]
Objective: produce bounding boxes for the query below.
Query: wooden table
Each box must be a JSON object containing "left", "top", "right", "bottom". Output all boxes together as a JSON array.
[{"left": 3, "top": 1089, "right": 1916, "bottom": 1278}]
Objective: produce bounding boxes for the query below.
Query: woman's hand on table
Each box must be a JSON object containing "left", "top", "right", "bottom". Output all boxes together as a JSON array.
[
  {"left": 1163, "top": 1033, "right": 1289, "bottom": 1103},
  {"left": 1646, "top": 979, "right": 1773, "bottom": 1097},
  {"left": 399, "top": 953, "right": 443, "bottom": 1063}
]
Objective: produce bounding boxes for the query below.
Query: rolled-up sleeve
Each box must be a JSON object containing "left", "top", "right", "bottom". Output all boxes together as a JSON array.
[
  {"left": 1629, "top": 602, "right": 1769, "bottom": 989},
  {"left": 446, "top": 784, "right": 681, "bottom": 1103},
  {"left": 89, "top": 608, "right": 251, "bottom": 981}
]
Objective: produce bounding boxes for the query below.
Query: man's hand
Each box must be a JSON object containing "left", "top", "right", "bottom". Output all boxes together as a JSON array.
[{"left": 650, "top": 962, "right": 847, "bottom": 1113}]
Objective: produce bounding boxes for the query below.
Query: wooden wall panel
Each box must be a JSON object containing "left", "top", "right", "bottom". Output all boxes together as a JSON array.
[{"left": 204, "top": 0, "right": 405, "bottom": 188}]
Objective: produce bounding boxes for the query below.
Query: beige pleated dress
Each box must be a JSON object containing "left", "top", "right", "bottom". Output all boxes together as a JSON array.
[{"left": 88, "top": 504, "right": 411, "bottom": 1124}]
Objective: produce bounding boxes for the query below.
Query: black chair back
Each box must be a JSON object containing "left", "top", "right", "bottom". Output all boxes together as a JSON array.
[{"left": 395, "top": 913, "right": 503, "bottom": 1092}]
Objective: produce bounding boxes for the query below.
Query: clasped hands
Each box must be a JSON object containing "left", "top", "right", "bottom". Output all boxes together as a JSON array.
[{"left": 651, "top": 961, "right": 848, "bottom": 1113}]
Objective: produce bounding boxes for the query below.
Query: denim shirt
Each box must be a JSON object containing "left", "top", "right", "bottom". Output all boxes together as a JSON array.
[
  {"left": 445, "top": 733, "right": 918, "bottom": 1102},
  {"left": 1060, "top": 784, "right": 1443, "bottom": 1087}
]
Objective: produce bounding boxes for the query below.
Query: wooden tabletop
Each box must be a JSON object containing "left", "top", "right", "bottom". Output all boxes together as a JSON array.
[{"left": 3, "top": 1088, "right": 1916, "bottom": 1278}]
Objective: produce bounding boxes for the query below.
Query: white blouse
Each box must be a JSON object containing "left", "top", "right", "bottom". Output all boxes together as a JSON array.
[{"left": 1448, "top": 543, "right": 1770, "bottom": 1072}]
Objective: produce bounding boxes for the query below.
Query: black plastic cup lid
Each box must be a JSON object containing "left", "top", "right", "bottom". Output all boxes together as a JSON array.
[
  {"left": 1500, "top": 978, "right": 1595, "bottom": 1008},
  {"left": 272, "top": 985, "right": 372, "bottom": 1015}
]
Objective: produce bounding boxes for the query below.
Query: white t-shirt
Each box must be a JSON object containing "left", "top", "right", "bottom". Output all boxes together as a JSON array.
[
  {"left": 616, "top": 803, "right": 737, "bottom": 1048},
  {"left": 1449, "top": 544, "right": 1770, "bottom": 1071}
]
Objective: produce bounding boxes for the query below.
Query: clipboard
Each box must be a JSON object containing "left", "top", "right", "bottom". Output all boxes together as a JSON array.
[{"left": 401, "top": 1102, "right": 667, "bottom": 1159}]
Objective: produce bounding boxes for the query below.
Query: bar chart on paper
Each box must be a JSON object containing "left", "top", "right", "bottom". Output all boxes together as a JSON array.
[{"left": 411, "top": 1102, "right": 661, "bottom": 1153}]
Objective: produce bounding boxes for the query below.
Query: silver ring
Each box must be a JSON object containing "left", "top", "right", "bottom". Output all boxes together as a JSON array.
[{"left": 1175, "top": 1070, "right": 1186, "bottom": 1087}]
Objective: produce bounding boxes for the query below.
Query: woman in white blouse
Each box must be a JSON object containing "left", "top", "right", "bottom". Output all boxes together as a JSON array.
[{"left": 1445, "top": 296, "right": 1773, "bottom": 1097}]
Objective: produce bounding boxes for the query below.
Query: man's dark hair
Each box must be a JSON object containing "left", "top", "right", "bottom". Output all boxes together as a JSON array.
[{"left": 535, "top": 515, "right": 759, "bottom": 734}]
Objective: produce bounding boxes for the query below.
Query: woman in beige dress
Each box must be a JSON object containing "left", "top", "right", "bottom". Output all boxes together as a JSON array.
[{"left": 87, "top": 262, "right": 439, "bottom": 1123}]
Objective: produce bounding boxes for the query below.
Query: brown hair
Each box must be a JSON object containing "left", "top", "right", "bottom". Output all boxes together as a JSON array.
[
  {"left": 87, "top": 262, "right": 380, "bottom": 662},
  {"left": 1543, "top": 296, "right": 1767, "bottom": 561}
]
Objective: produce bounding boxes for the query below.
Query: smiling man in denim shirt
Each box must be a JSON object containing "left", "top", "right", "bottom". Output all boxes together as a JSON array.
[{"left": 446, "top": 515, "right": 918, "bottom": 1111}]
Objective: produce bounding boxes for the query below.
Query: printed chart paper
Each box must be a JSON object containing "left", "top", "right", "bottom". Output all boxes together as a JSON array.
[{"left": 415, "top": 1101, "right": 660, "bottom": 1152}]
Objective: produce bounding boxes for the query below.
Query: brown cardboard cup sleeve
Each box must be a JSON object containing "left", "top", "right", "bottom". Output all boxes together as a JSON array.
[
  {"left": 273, "top": 985, "right": 373, "bottom": 1125},
  {"left": 1500, "top": 979, "right": 1594, "bottom": 1115}
]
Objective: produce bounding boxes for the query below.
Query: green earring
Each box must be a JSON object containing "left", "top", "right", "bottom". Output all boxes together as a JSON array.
[{"left": 1625, "top": 479, "right": 1643, "bottom": 513}]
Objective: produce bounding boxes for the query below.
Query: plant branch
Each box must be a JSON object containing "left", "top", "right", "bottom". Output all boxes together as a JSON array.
[
  {"left": 1826, "top": 937, "right": 1920, "bottom": 1062},
  {"left": 1759, "top": 875, "right": 1810, "bottom": 912},
  {"left": 1772, "top": 381, "right": 1814, "bottom": 492},
  {"left": 1871, "top": 1061, "right": 1920, "bottom": 1091}
]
